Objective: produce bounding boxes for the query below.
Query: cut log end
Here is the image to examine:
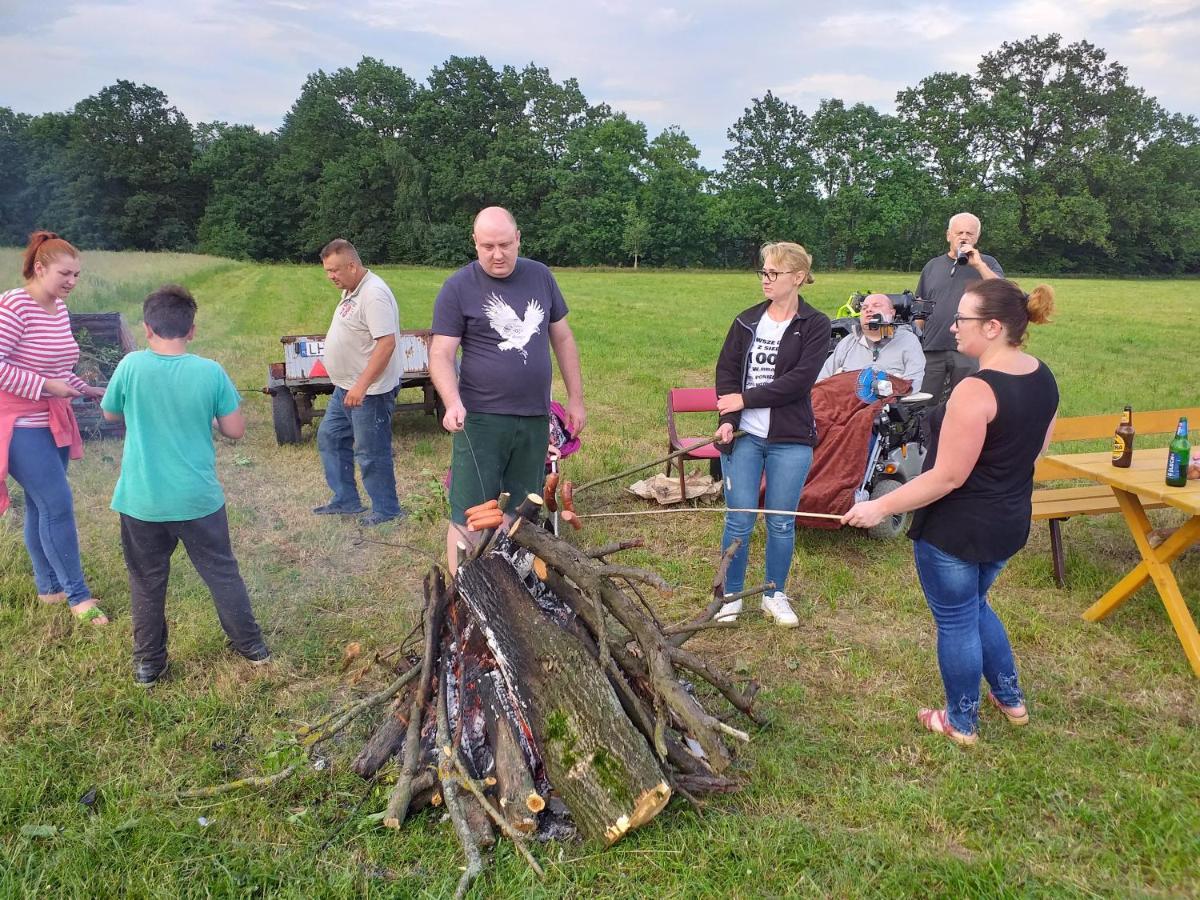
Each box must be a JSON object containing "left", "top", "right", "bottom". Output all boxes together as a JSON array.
[
  {"left": 526, "top": 791, "right": 546, "bottom": 813},
  {"left": 605, "top": 781, "right": 672, "bottom": 845}
]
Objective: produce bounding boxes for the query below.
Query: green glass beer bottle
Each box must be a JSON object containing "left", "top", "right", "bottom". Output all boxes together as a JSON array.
[{"left": 1165, "top": 416, "right": 1190, "bottom": 487}]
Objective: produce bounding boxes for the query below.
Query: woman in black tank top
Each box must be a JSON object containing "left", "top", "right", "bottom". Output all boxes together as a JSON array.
[{"left": 843, "top": 279, "right": 1059, "bottom": 747}]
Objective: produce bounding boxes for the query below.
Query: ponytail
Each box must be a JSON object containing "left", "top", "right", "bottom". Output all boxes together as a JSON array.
[{"left": 22, "top": 231, "right": 78, "bottom": 281}]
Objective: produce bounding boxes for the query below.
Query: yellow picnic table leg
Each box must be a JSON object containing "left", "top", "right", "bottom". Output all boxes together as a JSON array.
[{"left": 1084, "top": 490, "right": 1200, "bottom": 677}]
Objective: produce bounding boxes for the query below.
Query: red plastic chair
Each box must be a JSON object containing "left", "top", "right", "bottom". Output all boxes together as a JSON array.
[{"left": 665, "top": 388, "right": 723, "bottom": 500}]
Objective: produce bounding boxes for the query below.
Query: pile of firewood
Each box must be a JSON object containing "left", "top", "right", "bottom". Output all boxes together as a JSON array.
[
  {"left": 348, "top": 494, "right": 764, "bottom": 895},
  {"left": 175, "top": 493, "right": 763, "bottom": 898}
]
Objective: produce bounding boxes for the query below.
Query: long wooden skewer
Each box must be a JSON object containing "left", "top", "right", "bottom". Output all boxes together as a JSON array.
[
  {"left": 573, "top": 431, "right": 746, "bottom": 495},
  {"left": 578, "top": 507, "right": 844, "bottom": 521}
]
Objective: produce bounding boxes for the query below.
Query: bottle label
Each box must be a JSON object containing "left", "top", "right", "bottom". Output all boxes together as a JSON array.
[
  {"left": 1112, "top": 436, "right": 1126, "bottom": 459},
  {"left": 1167, "top": 453, "right": 1186, "bottom": 480}
]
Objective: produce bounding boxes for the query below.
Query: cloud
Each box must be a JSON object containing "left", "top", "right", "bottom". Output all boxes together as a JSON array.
[
  {"left": 0, "top": 0, "right": 1195, "bottom": 170},
  {"left": 777, "top": 73, "right": 905, "bottom": 110}
]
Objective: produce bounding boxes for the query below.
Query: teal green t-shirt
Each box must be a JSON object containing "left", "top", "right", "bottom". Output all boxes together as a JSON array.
[{"left": 101, "top": 350, "right": 241, "bottom": 522}]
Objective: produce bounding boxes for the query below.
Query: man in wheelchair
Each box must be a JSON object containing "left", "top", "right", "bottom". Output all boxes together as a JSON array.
[
  {"left": 798, "top": 292, "right": 932, "bottom": 539},
  {"left": 818, "top": 292, "right": 926, "bottom": 391}
]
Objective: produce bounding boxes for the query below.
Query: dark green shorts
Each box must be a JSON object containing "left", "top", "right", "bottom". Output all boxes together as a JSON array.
[{"left": 449, "top": 413, "right": 549, "bottom": 524}]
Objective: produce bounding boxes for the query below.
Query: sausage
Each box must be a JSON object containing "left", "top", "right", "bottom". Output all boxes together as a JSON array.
[
  {"left": 560, "top": 509, "right": 582, "bottom": 531},
  {"left": 543, "top": 473, "right": 560, "bottom": 512},
  {"left": 466, "top": 512, "right": 505, "bottom": 532},
  {"left": 560, "top": 480, "right": 575, "bottom": 514},
  {"left": 465, "top": 499, "right": 499, "bottom": 518}
]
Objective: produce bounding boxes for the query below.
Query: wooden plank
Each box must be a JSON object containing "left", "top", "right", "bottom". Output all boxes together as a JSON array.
[{"left": 1048, "top": 407, "right": 1200, "bottom": 442}]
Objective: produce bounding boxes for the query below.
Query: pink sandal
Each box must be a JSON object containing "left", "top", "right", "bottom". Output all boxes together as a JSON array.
[
  {"left": 917, "top": 708, "right": 977, "bottom": 747},
  {"left": 987, "top": 692, "right": 1029, "bottom": 726}
]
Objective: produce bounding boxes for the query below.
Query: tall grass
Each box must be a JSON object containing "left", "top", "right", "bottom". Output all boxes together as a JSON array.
[{"left": 0, "top": 254, "right": 1197, "bottom": 897}]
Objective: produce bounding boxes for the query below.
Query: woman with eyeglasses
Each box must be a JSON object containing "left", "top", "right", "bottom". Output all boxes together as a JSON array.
[
  {"left": 842, "top": 279, "right": 1057, "bottom": 746},
  {"left": 713, "top": 242, "right": 831, "bottom": 628}
]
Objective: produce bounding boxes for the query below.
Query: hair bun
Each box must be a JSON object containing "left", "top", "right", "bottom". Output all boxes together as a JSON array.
[{"left": 1025, "top": 284, "right": 1055, "bottom": 325}]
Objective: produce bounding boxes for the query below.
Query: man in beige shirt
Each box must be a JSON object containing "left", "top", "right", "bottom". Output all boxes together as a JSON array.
[{"left": 314, "top": 239, "right": 404, "bottom": 525}]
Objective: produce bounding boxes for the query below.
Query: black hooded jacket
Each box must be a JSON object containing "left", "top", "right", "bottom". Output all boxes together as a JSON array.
[{"left": 715, "top": 298, "right": 832, "bottom": 447}]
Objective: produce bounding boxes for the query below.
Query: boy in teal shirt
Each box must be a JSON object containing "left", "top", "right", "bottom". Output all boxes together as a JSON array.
[{"left": 102, "top": 285, "right": 269, "bottom": 685}]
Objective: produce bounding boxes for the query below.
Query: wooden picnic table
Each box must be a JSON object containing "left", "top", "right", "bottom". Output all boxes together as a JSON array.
[{"left": 1043, "top": 448, "right": 1200, "bottom": 677}]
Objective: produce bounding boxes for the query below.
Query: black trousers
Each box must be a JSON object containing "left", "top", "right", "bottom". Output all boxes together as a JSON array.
[
  {"left": 922, "top": 349, "right": 980, "bottom": 406},
  {"left": 120, "top": 506, "right": 264, "bottom": 669}
]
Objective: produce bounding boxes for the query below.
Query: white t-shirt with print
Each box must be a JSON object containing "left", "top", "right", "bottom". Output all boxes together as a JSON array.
[{"left": 739, "top": 314, "right": 790, "bottom": 439}]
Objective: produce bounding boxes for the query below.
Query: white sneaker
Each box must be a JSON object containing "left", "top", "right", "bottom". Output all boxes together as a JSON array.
[
  {"left": 761, "top": 592, "right": 799, "bottom": 628},
  {"left": 716, "top": 596, "right": 742, "bottom": 622}
]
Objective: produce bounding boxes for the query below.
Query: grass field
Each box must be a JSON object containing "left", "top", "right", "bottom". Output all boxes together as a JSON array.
[{"left": 1, "top": 250, "right": 1198, "bottom": 898}]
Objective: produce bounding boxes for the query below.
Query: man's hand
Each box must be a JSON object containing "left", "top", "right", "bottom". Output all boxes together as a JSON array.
[
  {"left": 960, "top": 244, "right": 986, "bottom": 270},
  {"left": 841, "top": 499, "right": 886, "bottom": 528},
  {"left": 343, "top": 384, "right": 366, "bottom": 408},
  {"left": 716, "top": 393, "right": 744, "bottom": 415},
  {"left": 443, "top": 401, "right": 466, "bottom": 432},
  {"left": 566, "top": 397, "right": 586, "bottom": 435},
  {"left": 42, "top": 379, "right": 82, "bottom": 399},
  {"left": 81, "top": 384, "right": 105, "bottom": 400},
  {"left": 715, "top": 423, "right": 734, "bottom": 444}
]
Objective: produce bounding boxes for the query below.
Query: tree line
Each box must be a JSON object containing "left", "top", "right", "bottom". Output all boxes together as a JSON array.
[{"left": 1, "top": 34, "right": 1196, "bottom": 274}]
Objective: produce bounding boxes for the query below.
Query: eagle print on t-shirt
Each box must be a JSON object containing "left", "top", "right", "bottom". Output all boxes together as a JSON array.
[{"left": 483, "top": 293, "right": 545, "bottom": 362}]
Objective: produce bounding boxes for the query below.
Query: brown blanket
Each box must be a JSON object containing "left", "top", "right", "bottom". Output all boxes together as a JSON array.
[{"left": 798, "top": 370, "right": 911, "bottom": 526}]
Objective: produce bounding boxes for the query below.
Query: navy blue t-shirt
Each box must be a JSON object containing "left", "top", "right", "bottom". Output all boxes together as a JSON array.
[{"left": 432, "top": 258, "right": 568, "bottom": 416}]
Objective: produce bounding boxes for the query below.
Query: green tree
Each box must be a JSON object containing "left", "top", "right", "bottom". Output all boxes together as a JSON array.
[
  {"left": 621, "top": 200, "right": 650, "bottom": 268},
  {"left": 972, "top": 33, "right": 1169, "bottom": 269},
  {"left": 60, "top": 81, "right": 200, "bottom": 250},
  {"left": 0, "top": 108, "right": 34, "bottom": 246},
  {"left": 536, "top": 114, "right": 648, "bottom": 266},
  {"left": 641, "top": 127, "right": 713, "bottom": 267},
  {"left": 193, "top": 123, "right": 284, "bottom": 260},
  {"left": 715, "top": 91, "right": 820, "bottom": 265}
]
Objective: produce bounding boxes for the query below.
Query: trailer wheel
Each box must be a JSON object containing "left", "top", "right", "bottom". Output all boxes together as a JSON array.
[
  {"left": 866, "top": 478, "right": 911, "bottom": 540},
  {"left": 272, "top": 389, "right": 303, "bottom": 445}
]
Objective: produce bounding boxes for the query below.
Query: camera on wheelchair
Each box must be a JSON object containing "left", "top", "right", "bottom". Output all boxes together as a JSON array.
[{"left": 829, "top": 291, "right": 935, "bottom": 355}]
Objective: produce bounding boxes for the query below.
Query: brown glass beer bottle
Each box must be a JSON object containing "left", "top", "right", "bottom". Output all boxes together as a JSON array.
[{"left": 1112, "top": 406, "right": 1134, "bottom": 468}]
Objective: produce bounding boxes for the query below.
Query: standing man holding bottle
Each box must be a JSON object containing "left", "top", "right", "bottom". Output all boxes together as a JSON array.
[{"left": 915, "top": 213, "right": 1004, "bottom": 405}]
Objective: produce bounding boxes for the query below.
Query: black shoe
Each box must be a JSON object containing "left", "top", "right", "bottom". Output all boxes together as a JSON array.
[
  {"left": 313, "top": 502, "right": 366, "bottom": 516},
  {"left": 358, "top": 509, "right": 406, "bottom": 527},
  {"left": 228, "top": 641, "right": 272, "bottom": 666},
  {"left": 134, "top": 659, "right": 169, "bottom": 687}
]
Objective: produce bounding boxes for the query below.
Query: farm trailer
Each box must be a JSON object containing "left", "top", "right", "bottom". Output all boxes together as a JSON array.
[{"left": 264, "top": 329, "right": 444, "bottom": 445}]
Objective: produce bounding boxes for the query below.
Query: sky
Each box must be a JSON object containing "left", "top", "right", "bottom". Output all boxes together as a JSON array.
[{"left": 2, "top": 0, "right": 1198, "bottom": 168}]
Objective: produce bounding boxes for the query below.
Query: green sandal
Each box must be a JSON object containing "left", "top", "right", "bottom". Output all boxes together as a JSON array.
[{"left": 71, "top": 599, "right": 109, "bottom": 626}]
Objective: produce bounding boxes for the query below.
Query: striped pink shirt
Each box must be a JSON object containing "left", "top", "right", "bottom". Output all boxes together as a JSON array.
[{"left": 0, "top": 288, "right": 88, "bottom": 428}]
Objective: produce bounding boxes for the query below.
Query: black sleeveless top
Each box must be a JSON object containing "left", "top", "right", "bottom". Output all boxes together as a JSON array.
[{"left": 908, "top": 361, "right": 1059, "bottom": 562}]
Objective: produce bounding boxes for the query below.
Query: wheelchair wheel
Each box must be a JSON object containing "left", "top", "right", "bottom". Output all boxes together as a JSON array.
[{"left": 866, "top": 478, "right": 911, "bottom": 540}]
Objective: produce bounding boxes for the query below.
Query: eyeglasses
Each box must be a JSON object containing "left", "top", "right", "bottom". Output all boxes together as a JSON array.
[
  {"left": 952, "top": 314, "right": 991, "bottom": 326},
  {"left": 756, "top": 269, "right": 797, "bottom": 283}
]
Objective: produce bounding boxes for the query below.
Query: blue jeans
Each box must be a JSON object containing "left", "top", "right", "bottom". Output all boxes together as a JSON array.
[
  {"left": 719, "top": 435, "right": 813, "bottom": 596},
  {"left": 317, "top": 386, "right": 400, "bottom": 517},
  {"left": 7, "top": 427, "right": 92, "bottom": 606},
  {"left": 913, "top": 539, "right": 1025, "bottom": 735}
]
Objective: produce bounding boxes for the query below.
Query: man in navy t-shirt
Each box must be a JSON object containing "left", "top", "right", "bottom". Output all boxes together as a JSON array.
[{"left": 430, "top": 206, "right": 586, "bottom": 568}]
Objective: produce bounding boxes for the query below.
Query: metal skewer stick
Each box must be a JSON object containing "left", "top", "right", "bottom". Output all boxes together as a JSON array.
[
  {"left": 572, "top": 431, "right": 746, "bottom": 495},
  {"left": 578, "top": 507, "right": 844, "bottom": 521}
]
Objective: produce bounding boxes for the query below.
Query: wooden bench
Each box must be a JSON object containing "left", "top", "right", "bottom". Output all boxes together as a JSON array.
[{"left": 1033, "top": 407, "right": 1200, "bottom": 587}]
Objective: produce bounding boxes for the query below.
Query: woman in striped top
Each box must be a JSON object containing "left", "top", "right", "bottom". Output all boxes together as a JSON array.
[{"left": 1, "top": 232, "right": 108, "bottom": 624}]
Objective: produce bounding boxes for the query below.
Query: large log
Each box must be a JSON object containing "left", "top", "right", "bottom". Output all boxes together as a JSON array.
[{"left": 456, "top": 553, "right": 671, "bottom": 845}]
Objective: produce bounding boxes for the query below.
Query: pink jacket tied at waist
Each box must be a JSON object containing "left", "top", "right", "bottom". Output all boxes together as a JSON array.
[{"left": 0, "top": 393, "right": 83, "bottom": 516}]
